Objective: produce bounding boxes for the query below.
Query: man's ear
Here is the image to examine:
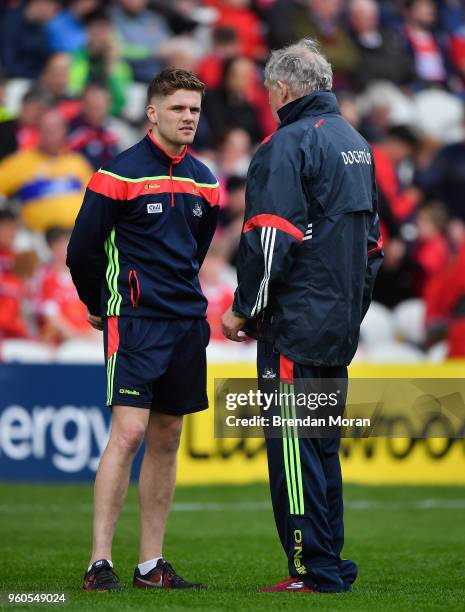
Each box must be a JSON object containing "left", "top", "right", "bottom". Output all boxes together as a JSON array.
[
  {"left": 276, "top": 80, "right": 290, "bottom": 105},
  {"left": 146, "top": 103, "right": 158, "bottom": 125}
]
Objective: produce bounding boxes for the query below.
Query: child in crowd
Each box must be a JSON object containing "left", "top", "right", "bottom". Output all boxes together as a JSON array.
[
  {"left": 0, "top": 210, "right": 32, "bottom": 339},
  {"left": 35, "top": 226, "right": 92, "bottom": 344},
  {"left": 199, "top": 240, "right": 234, "bottom": 343},
  {"left": 413, "top": 201, "right": 450, "bottom": 296}
]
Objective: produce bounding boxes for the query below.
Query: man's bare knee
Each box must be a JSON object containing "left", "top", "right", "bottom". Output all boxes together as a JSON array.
[
  {"left": 112, "top": 426, "right": 145, "bottom": 455},
  {"left": 148, "top": 415, "right": 183, "bottom": 455},
  {"left": 109, "top": 407, "right": 148, "bottom": 456}
]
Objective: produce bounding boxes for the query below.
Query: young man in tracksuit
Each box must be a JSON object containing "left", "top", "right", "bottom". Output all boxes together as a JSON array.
[
  {"left": 222, "top": 39, "right": 384, "bottom": 593},
  {"left": 67, "top": 69, "right": 219, "bottom": 591}
]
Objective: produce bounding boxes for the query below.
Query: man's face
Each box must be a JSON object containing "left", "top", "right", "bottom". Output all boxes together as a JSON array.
[
  {"left": 50, "top": 235, "right": 71, "bottom": 265},
  {"left": 38, "top": 110, "right": 67, "bottom": 154},
  {"left": 350, "top": 0, "right": 379, "bottom": 34},
  {"left": 83, "top": 87, "right": 110, "bottom": 127},
  {"left": 408, "top": 0, "right": 436, "bottom": 28},
  {"left": 147, "top": 89, "right": 202, "bottom": 147},
  {"left": 268, "top": 82, "right": 289, "bottom": 123},
  {"left": 42, "top": 53, "right": 70, "bottom": 97},
  {"left": 119, "top": 0, "right": 146, "bottom": 14},
  {"left": 0, "top": 220, "right": 18, "bottom": 251},
  {"left": 88, "top": 20, "right": 111, "bottom": 53}
]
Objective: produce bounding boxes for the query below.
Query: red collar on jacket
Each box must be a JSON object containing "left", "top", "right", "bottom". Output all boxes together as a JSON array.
[{"left": 147, "top": 129, "right": 187, "bottom": 164}]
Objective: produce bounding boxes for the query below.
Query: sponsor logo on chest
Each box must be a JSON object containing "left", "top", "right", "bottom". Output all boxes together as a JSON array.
[
  {"left": 147, "top": 202, "right": 163, "bottom": 214},
  {"left": 193, "top": 202, "right": 203, "bottom": 217}
]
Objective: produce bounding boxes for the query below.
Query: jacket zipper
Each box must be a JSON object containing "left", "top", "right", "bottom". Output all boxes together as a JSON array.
[
  {"left": 129, "top": 269, "right": 140, "bottom": 308},
  {"left": 169, "top": 162, "right": 174, "bottom": 207}
]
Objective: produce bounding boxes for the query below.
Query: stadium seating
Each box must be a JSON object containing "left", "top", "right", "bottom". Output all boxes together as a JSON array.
[{"left": 1, "top": 339, "right": 54, "bottom": 363}]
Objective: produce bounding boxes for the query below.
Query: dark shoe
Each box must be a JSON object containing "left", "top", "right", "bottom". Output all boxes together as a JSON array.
[
  {"left": 259, "top": 577, "right": 316, "bottom": 593},
  {"left": 83, "top": 559, "right": 122, "bottom": 592},
  {"left": 133, "top": 559, "right": 206, "bottom": 590}
]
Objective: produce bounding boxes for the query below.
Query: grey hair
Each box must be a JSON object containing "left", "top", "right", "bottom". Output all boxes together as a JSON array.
[{"left": 264, "top": 38, "right": 333, "bottom": 96}]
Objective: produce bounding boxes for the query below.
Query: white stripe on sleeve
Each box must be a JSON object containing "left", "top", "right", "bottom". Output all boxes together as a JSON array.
[{"left": 251, "top": 226, "right": 276, "bottom": 317}]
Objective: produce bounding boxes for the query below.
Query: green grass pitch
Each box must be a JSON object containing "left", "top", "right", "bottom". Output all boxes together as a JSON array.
[{"left": 1, "top": 482, "right": 465, "bottom": 611}]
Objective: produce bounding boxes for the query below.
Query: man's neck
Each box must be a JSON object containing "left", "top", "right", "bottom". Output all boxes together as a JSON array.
[
  {"left": 150, "top": 127, "right": 185, "bottom": 157},
  {"left": 38, "top": 147, "right": 59, "bottom": 157}
]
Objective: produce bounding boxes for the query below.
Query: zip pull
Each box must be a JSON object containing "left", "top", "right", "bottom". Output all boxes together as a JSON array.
[
  {"left": 169, "top": 162, "right": 174, "bottom": 207},
  {"left": 129, "top": 269, "right": 140, "bottom": 308}
]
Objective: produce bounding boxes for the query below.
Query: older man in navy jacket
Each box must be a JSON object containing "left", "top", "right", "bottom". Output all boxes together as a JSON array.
[{"left": 222, "top": 38, "right": 383, "bottom": 593}]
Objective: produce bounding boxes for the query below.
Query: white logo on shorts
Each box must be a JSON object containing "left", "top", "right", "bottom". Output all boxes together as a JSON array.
[{"left": 262, "top": 367, "right": 276, "bottom": 379}]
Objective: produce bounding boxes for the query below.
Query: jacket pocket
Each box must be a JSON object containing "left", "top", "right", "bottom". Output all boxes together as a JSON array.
[{"left": 128, "top": 269, "right": 141, "bottom": 308}]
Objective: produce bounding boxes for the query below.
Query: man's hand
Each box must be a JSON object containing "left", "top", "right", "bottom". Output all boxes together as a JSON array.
[
  {"left": 87, "top": 313, "right": 103, "bottom": 331},
  {"left": 221, "top": 306, "right": 247, "bottom": 342}
]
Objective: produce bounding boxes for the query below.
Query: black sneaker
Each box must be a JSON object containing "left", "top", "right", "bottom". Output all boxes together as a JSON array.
[
  {"left": 83, "top": 559, "right": 122, "bottom": 591},
  {"left": 133, "top": 559, "right": 206, "bottom": 589}
]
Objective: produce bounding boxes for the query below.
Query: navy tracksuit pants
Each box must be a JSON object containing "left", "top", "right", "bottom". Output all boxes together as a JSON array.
[{"left": 257, "top": 340, "right": 357, "bottom": 592}]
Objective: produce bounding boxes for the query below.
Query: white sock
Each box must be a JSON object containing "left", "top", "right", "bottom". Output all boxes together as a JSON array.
[
  {"left": 138, "top": 557, "right": 163, "bottom": 575},
  {"left": 87, "top": 559, "right": 113, "bottom": 572}
]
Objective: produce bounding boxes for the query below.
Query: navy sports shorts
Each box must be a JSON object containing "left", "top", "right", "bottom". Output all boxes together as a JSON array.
[{"left": 103, "top": 316, "right": 210, "bottom": 414}]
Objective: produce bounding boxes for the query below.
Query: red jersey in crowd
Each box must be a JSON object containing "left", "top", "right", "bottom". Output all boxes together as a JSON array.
[
  {"left": 0, "top": 272, "right": 28, "bottom": 339},
  {"left": 203, "top": 0, "right": 267, "bottom": 58},
  {"left": 0, "top": 246, "right": 15, "bottom": 275},
  {"left": 372, "top": 144, "right": 418, "bottom": 223},
  {"left": 36, "top": 266, "right": 89, "bottom": 335},
  {"left": 413, "top": 233, "right": 450, "bottom": 296},
  {"left": 405, "top": 26, "right": 447, "bottom": 82},
  {"left": 203, "top": 282, "right": 233, "bottom": 342},
  {"left": 425, "top": 241, "right": 465, "bottom": 357}
]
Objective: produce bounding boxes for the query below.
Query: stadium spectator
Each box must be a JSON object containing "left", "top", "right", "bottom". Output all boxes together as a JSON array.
[
  {"left": 253, "top": 0, "right": 292, "bottom": 51},
  {"left": 371, "top": 125, "right": 421, "bottom": 238},
  {"left": 0, "top": 261, "right": 29, "bottom": 340},
  {"left": 203, "top": 56, "right": 264, "bottom": 144},
  {"left": 0, "top": 87, "right": 49, "bottom": 161},
  {"left": 40, "top": 53, "right": 81, "bottom": 122},
  {"left": 216, "top": 127, "right": 252, "bottom": 178},
  {"left": 67, "top": 83, "right": 119, "bottom": 170},
  {"left": 0, "top": 75, "right": 14, "bottom": 123},
  {"left": 156, "top": 36, "right": 201, "bottom": 73},
  {"left": 0, "top": 108, "right": 93, "bottom": 232},
  {"left": 35, "top": 226, "right": 91, "bottom": 344},
  {"left": 0, "top": 212, "right": 38, "bottom": 340},
  {"left": 402, "top": 0, "right": 447, "bottom": 85},
  {"left": 200, "top": 241, "right": 234, "bottom": 342},
  {"left": 349, "top": 0, "right": 416, "bottom": 91},
  {"left": 46, "top": 0, "right": 98, "bottom": 53},
  {"left": 196, "top": 26, "right": 240, "bottom": 89},
  {"left": 0, "top": 209, "right": 19, "bottom": 275},
  {"left": 203, "top": 0, "right": 267, "bottom": 60},
  {"left": 338, "top": 91, "right": 362, "bottom": 130},
  {"left": 111, "top": 0, "right": 172, "bottom": 83},
  {"left": 290, "top": 0, "right": 359, "bottom": 89},
  {"left": 0, "top": 0, "right": 59, "bottom": 79},
  {"left": 218, "top": 175, "right": 246, "bottom": 266},
  {"left": 69, "top": 9, "right": 132, "bottom": 116},
  {"left": 421, "top": 129, "right": 465, "bottom": 223},
  {"left": 412, "top": 201, "right": 450, "bottom": 296},
  {"left": 371, "top": 127, "right": 425, "bottom": 307},
  {"left": 425, "top": 238, "right": 465, "bottom": 357}
]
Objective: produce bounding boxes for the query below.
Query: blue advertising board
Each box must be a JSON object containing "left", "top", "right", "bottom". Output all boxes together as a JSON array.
[{"left": 0, "top": 365, "right": 143, "bottom": 481}]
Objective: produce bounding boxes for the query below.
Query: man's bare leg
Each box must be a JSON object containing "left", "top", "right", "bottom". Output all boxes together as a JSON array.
[
  {"left": 138, "top": 412, "right": 183, "bottom": 562},
  {"left": 89, "top": 405, "right": 150, "bottom": 565}
]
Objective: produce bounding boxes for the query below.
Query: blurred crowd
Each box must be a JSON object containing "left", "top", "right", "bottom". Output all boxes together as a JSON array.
[{"left": 1, "top": 0, "right": 465, "bottom": 359}]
